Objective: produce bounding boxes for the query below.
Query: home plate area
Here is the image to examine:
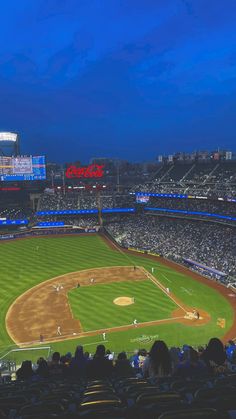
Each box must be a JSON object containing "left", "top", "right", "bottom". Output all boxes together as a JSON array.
[{"left": 185, "top": 311, "right": 202, "bottom": 320}]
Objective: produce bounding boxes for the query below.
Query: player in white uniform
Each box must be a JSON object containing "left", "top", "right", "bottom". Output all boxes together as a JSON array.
[
  {"left": 133, "top": 319, "right": 138, "bottom": 327},
  {"left": 57, "top": 326, "right": 62, "bottom": 336}
]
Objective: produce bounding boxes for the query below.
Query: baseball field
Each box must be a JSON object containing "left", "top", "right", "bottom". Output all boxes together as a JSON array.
[{"left": 0, "top": 233, "right": 235, "bottom": 362}]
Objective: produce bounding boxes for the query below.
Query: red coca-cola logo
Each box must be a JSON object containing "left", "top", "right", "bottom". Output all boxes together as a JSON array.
[{"left": 65, "top": 164, "right": 105, "bottom": 179}]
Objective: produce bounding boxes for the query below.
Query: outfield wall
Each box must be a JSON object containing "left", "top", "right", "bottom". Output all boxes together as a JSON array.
[{"left": 0, "top": 227, "right": 98, "bottom": 241}]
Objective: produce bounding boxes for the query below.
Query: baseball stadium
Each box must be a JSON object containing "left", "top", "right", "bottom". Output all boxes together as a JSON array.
[
  {"left": 1, "top": 1, "right": 236, "bottom": 414},
  {"left": 0, "top": 135, "right": 236, "bottom": 417}
]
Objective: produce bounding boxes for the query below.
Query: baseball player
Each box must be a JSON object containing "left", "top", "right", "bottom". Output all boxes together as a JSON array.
[{"left": 193, "top": 310, "right": 200, "bottom": 320}]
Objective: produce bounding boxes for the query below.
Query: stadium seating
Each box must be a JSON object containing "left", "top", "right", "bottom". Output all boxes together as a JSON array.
[{"left": 1, "top": 341, "right": 236, "bottom": 418}]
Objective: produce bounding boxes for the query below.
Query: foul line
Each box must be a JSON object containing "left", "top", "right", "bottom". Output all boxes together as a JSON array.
[
  {"left": 139, "top": 266, "right": 188, "bottom": 314},
  {"left": 161, "top": 273, "right": 172, "bottom": 283},
  {"left": 16, "top": 315, "right": 186, "bottom": 347},
  {"left": 104, "top": 236, "right": 188, "bottom": 315},
  {"left": 83, "top": 340, "right": 109, "bottom": 347}
]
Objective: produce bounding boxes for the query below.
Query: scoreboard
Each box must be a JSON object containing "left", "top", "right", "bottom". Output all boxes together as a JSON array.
[
  {"left": 136, "top": 194, "right": 150, "bottom": 204},
  {"left": 0, "top": 156, "right": 46, "bottom": 181}
]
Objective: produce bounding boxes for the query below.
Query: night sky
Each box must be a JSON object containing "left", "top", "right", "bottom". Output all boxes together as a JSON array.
[{"left": 0, "top": 0, "right": 235, "bottom": 163}]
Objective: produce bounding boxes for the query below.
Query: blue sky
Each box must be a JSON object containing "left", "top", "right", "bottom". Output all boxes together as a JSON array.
[{"left": 0, "top": 0, "right": 235, "bottom": 162}]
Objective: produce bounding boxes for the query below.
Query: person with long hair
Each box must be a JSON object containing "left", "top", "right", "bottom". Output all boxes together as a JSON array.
[
  {"left": 142, "top": 340, "right": 172, "bottom": 379},
  {"left": 69, "top": 345, "right": 87, "bottom": 378},
  {"left": 201, "top": 337, "right": 229, "bottom": 374},
  {"left": 16, "top": 360, "right": 35, "bottom": 381},
  {"left": 36, "top": 357, "right": 49, "bottom": 379}
]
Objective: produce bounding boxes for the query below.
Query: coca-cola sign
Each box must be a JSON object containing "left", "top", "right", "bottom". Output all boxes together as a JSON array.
[{"left": 65, "top": 164, "right": 105, "bottom": 179}]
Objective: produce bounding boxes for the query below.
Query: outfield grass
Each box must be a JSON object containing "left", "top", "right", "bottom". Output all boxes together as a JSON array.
[{"left": 0, "top": 234, "right": 234, "bottom": 361}]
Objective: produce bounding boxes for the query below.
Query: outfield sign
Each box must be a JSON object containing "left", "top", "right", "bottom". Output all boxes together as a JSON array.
[
  {"left": 65, "top": 164, "right": 105, "bottom": 179},
  {"left": 0, "top": 228, "right": 97, "bottom": 240},
  {"left": 0, "top": 219, "right": 28, "bottom": 225},
  {"left": 128, "top": 247, "right": 145, "bottom": 253}
]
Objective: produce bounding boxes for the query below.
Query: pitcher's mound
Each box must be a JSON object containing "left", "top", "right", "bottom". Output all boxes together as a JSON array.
[{"left": 113, "top": 297, "right": 134, "bottom": 306}]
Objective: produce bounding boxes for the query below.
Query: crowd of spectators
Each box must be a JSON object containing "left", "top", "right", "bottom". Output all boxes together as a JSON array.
[
  {"left": 146, "top": 197, "right": 236, "bottom": 217},
  {"left": 0, "top": 208, "right": 33, "bottom": 219},
  {"left": 2, "top": 339, "right": 236, "bottom": 417},
  {"left": 105, "top": 215, "right": 236, "bottom": 279},
  {"left": 34, "top": 215, "right": 99, "bottom": 229},
  {"left": 13, "top": 339, "right": 236, "bottom": 383},
  {"left": 132, "top": 161, "right": 236, "bottom": 198},
  {"left": 38, "top": 191, "right": 134, "bottom": 211}
]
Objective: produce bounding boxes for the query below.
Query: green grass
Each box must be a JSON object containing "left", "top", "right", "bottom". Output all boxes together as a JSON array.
[
  {"left": 0, "top": 234, "right": 234, "bottom": 362},
  {"left": 68, "top": 280, "right": 176, "bottom": 331}
]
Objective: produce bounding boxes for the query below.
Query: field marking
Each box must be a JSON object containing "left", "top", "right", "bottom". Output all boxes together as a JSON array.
[
  {"left": 181, "top": 287, "right": 193, "bottom": 296},
  {"left": 161, "top": 273, "right": 172, "bottom": 283},
  {"left": 139, "top": 266, "right": 188, "bottom": 314},
  {"left": 83, "top": 340, "right": 109, "bottom": 347},
  {"left": 80, "top": 316, "right": 185, "bottom": 335},
  {"left": 16, "top": 315, "right": 186, "bottom": 347},
  {"left": 107, "top": 237, "right": 138, "bottom": 267},
  {"left": 158, "top": 269, "right": 187, "bottom": 278}
]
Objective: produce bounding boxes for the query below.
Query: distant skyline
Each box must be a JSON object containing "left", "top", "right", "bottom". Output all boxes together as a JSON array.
[{"left": 0, "top": 0, "right": 236, "bottom": 163}]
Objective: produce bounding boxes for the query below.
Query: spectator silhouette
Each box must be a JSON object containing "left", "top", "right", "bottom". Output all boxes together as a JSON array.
[
  {"left": 48, "top": 352, "right": 64, "bottom": 377},
  {"left": 36, "top": 358, "right": 49, "bottom": 379},
  {"left": 175, "top": 347, "right": 207, "bottom": 377},
  {"left": 142, "top": 340, "right": 172, "bottom": 380},
  {"left": 114, "top": 352, "right": 134, "bottom": 377},
  {"left": 201, "top": 338, "right": 228, "bottom": 374},
  {"left": 87, "top": 344, "right": 113, "bottom": 379},
  {"left": 16, "top": 360, "right": 35, "bottom": 381},
  {"left": 69, "top": 345, "right": 87, "bottom": 378}
]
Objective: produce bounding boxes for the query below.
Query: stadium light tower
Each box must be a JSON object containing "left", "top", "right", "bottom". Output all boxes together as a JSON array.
[{"left": 0, "top": 132, "right": 20, "bottom": 156}]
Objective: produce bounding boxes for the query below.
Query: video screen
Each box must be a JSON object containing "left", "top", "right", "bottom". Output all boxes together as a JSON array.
[
  {"left": 136, "top": 194, "right": 150, "bottom": 204},
  {"left": 0, "top": 156, "right": 46, "bottom": 181}
]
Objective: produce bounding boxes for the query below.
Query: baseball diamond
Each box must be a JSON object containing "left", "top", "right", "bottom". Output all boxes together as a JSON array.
[{"left": 0, "top": 233, "right": 235, "bottom": 357}]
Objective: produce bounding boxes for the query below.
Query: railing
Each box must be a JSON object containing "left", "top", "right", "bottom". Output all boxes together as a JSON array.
[{"left": 0, "top": 346, "right": 52, "bottom": 370}]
